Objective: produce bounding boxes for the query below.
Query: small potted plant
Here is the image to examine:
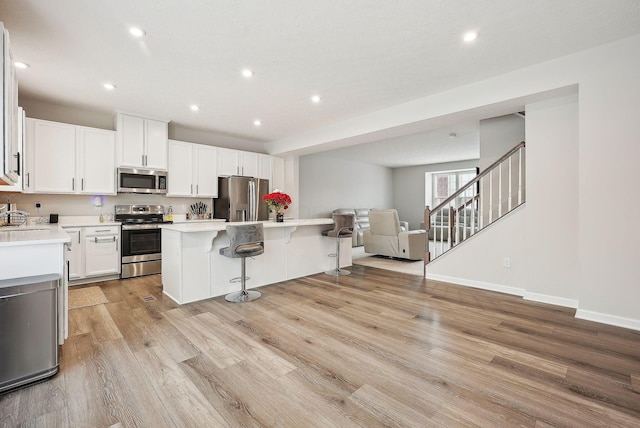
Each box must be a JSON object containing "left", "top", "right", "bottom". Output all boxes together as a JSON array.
[{"left": 262, "top": 190, "right": 292, "bottom": 222}]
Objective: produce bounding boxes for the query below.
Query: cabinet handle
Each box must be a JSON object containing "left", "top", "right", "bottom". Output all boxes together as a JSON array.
[
  {"left": 190, "top": 184, "right": 193, "bottom": 194},
  {"left": 94, "top": 236, "right": 116, "bottom": 243},
  {"left": 196, "top": 184, "right": 199, "bottom": 194},
  {"left": 67, "top": 260, "right": 70, "bottom": 282},
  {"left": 81, "top": 178, "right": 84, "bottom": 191},
  {"left": 72, "top": 178, "right": 75, "bottom": 190},
  {"left": 14, "top": 152, "right": 20, "bottom": 175},
  {"left": 26, "top": 172, "right": 30, "bottom": 188}
]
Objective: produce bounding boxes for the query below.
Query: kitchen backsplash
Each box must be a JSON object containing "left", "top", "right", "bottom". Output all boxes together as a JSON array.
[{"left": 2, "top": 193, "right": 211, "bottom": 217}]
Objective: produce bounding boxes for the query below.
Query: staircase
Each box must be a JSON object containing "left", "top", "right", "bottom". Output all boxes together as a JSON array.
[{"left": 424, "top": 141, "right": 526, "bottom": 271}]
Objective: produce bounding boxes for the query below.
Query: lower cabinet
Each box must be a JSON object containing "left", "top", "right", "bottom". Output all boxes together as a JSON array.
[{"left": 63, "top": 225, "right": 120, "bottom": 285}]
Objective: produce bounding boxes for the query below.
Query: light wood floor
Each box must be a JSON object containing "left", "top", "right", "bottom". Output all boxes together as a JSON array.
[{"left": 2, "top": 266, "right": 639, "bottom": 427}]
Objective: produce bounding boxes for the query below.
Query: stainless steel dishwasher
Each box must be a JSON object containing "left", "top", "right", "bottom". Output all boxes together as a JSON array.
[{"left": 0, "top": 274, "right": 60, "bottom": 394}]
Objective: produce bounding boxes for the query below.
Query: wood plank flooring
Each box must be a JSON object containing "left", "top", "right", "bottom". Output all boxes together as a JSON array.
[{"left": 2, "top": 266, "right": 639, "bottom": 427}]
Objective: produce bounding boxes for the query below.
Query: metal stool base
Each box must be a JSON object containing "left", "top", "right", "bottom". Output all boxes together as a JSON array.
[
  {"left": 225, "top": 290, "right": 261, "bottom": 303},
  {"left": 325, "top": 268, "right": 351, "bottom": 276}
]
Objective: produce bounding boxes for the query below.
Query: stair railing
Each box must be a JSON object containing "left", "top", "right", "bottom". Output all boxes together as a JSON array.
[{"left": 424, "top": 141, "right": 526, "bottom": 272}]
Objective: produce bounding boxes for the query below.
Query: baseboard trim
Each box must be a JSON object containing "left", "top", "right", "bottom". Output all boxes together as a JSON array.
[
  {"left": 425, "top": 273, "right": 526, "bottom": 297},
  {"left": 523, "top": 292, "right": 579, "bottom": 309},
  {"left": 575, "top": 309, "right": 640, "bottom": 332}
]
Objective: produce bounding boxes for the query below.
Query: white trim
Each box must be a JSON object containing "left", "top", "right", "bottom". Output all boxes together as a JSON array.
[
  {"left": 425, "top": 273, "right": 525, "bottom": 297},
  {"left": 575, "top": 309, "right": 640, "bottom": 332},
  {"left": 523, "top": 292, "right": 579, "bottom": 309}
]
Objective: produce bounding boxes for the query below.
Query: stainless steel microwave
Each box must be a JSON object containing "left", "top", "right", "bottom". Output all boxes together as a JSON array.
[{"left": 117, "top": 167, "right": 167, "bottom": 194}]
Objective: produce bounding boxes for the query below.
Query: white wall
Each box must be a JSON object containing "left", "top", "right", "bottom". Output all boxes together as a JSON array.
[
  {"left": 393, "top": 159, "right": 478, "bottom": 230},
  {"left": 479, "top": 114, "right": 525, "bottom": 170},
  {"left": 427, "top": 35, "right": 640, "bottom": 330},
  {"left": 299, "top": 152, "right": 393, "bottom": 218},
  {"left": 524, "top": 94, "right": 579, "bottom": 306}
]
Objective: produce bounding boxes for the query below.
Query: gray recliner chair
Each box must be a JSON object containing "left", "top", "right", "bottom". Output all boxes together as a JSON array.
[{"left": 363, "top": 209, "right": 426, "bottom": 260}]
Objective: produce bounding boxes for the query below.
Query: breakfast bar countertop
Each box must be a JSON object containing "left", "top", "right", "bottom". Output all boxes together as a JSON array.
[{"left": 160, "top": 218, "right": 333, "bottom": 233}]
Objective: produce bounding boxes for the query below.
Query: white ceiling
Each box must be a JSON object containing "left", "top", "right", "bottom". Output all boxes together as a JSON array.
[{"left": 1, "top": 1, "right": 639, "bottom": 165}]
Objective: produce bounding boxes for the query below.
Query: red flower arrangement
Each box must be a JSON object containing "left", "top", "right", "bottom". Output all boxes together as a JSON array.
[
  {"left": 262, "top": 190, "right": 292, "bottom": 214},
  {"left": 262, "top": 189, "right": 291, "bottom": 214}
]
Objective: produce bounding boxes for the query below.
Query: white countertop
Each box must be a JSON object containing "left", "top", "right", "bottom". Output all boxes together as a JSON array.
[
  {"left": 161, "top": 218, "right": 333, "bottom": 233},
  {"left": 0, "top": 224, "right": 71, "bottom": 247}
]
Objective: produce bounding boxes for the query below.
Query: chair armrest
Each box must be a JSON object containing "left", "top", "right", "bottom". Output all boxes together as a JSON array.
[{"left": 399, "top": 221, "right": 409, "bottom": 231}]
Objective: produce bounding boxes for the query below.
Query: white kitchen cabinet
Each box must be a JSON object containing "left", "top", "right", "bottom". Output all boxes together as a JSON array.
[
  {"left": 26, "top": 118, "right": 116, "bottom": 194},
  {"left": 258, "top": 154, "right": 271, "bottom": 181},
  {"left": 217, "top": 147, "right": 260, "bottom": 177},
  {"left": 65, "top": 228, "right": 83, "bottom": 280},
  {"left": 1, "top": 23, "right": 20, "bottom": 186},
  {"left": 63, "top": 225, "right": 120, "bottom": 284},
  {"left": 168, "top": 139, "right": 217, "bottom": 197},
  {"left": 272, "top": 156, "right": 285, "bottom": 191},
  {"left": 78, "top": 127, "right": 116, "bottom": 194},
  {"left": 0, "top": 107, "right": 24, "bottom": 192},
  {"left": 116, "top": 113, "right": 168, "bottom": 169}
]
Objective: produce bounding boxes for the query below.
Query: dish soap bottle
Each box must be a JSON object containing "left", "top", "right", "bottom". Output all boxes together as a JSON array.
[{"left": 167, "top": 206, "right": 173, "bottom": 222}]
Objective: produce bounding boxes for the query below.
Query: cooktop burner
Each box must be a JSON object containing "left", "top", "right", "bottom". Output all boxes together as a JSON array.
[{"left": 115, "top": 204, "right": 171, "bottom": 224}]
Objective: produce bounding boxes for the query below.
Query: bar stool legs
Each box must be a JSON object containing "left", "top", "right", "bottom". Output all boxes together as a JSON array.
[
  {"left": 325, "top": 227, "right": 351, "bottom": 276},
  {"left": 225, "top": 257, "right": 261, "bottom": 302}
]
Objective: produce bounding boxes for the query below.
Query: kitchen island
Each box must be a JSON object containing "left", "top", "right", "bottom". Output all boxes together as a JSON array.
[
  {"left": 0, "top": 226, "right": 71, "bottom": 344},
  {"left": 161, "top": 218, "right": 351, "bottom": 304}
]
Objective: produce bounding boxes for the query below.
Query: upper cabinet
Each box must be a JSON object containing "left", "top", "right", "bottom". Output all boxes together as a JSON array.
[
  {"left": 216, "top": 147, "right": 278, "bottom": 181},
  {"left": 167, "top": 140, "right": 218, "bottom": 197},
  {"left": 24, "top": 118, "right": 116, "bottom": 194},
  {"left": 115, "top": 113, "right": 168, "bottom": 169},
  {"left": 1, "top": 23, "right": 20, "bottom": 185},
  {"left": 271, "top": 156, "right": 285, "bottom": 191}
]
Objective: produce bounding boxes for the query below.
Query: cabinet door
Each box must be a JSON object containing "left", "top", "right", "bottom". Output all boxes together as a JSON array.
[
  {"left": 144, "top": 119, "right": 168, "bottom": 169},
  {"left": 167, "top": 140, "right": 194, "bottom": 196},
  {"left": 85, "top": 235, "right": 119, "bottom": 276},
  {"left": 116, "top": 114, "right": 145, "bottom": 168},
  {"left": 258, "top": 154, "right": 271, "bottom": 181},
  {"left": 33, "top": 120, "right": 76, "bottom": 193},
  {"left": 194, "top": 144, "right": 218, "bottom": 197},
  {"left": 272, "top": 156, "right": 285, "bottom": 191},
  {"left": 64, "top": 228, "right": 84, "bottom": 280},
  {"left": 239, "top": 151, "right": 259, "bottom": 177},
  {"left": 78, "top": 127, "right": 116, "bottom": 194},
  {"left": 217, "top": 148, "right": 239, "bottom": 176}
]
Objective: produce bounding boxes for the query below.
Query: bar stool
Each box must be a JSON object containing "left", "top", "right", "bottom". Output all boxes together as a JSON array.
[
  {"left": 220, "top": 223, "right": 265, "bottom": 302},
  {"left": 322, "top": 213, "right": 355, "bottom": 276}
]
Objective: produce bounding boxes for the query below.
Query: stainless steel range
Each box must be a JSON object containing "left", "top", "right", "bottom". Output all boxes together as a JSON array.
[{"left": 115, "top": 205, "right": 171, "bottom": 279}]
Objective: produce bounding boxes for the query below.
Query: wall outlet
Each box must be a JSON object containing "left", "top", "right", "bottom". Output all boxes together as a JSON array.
[
  {"left": 35, "top": 202, "right": 42, "bottom": 209},
  {"left": 503, "top": 257, "right": 511, "bottom": 268}
]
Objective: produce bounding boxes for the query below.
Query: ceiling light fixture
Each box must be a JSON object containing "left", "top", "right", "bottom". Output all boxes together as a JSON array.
[
  {"left": 103, "top": 83, "right": 116, "bottom": 90},
  {"left": 242, "top": 69, "right": 254, "bottom": 78},
  {"left": 462, "top": 31, "right": 478, "bottom": 42},
  {"left": 311, "top": 95, "right": 321, "bottom": 104},
  {"left": 129, "top": 27, "right": 146, "bottom": 38},
  {"left": 449, "top": 132, "right": 457, "bottom": 138},
  {"left": 190, "top": 105, "right": 200, "bottom": 112},
  {"left": 14, "top": 61, "right": 29, "bottom": 69},
  {"left": 253, "top": 119, "right": 262, "bottom": 127}
]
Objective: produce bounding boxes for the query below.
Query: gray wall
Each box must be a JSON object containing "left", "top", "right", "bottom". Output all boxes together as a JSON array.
[
  {"left": 298, "top": 152, "right": 393, "bottom": 218},
  {"left": 393, "top": 159, "right": 479, "bottom": 230}
]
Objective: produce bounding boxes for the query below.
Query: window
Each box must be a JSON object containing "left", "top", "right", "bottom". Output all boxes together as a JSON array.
[{"left": 426, "top": 168, "right": 477, "bottom": 208}]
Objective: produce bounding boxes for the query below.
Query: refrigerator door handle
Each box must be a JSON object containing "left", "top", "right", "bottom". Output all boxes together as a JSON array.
[{"left": 248, "top": 180, "right": 256, "bottom": 221}]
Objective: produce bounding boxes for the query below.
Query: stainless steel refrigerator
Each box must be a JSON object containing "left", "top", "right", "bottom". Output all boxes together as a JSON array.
[{"left": 214, "top": 176, "right": 270, "bottom": 222}]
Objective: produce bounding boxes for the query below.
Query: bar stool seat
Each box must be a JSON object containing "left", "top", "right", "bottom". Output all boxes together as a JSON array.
[
  {"left": 220, "top": 223, "right": 264, "bottom": 302},
  {"left": 322, "top": 213, "right": 355, "bottom": 276}
]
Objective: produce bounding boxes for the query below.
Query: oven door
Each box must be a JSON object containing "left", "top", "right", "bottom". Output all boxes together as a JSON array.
[{"left": 121, "top": 227, "right": 161, "bottom": 263}]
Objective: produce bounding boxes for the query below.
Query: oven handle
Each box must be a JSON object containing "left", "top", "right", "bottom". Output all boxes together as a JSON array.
[{"left": 122, "top": 224, "right": 161, "bottom": 230}]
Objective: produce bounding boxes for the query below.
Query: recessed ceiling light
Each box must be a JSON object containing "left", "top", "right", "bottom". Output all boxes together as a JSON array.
[
  {"left": 311, "top": 95, "right": 321, "bottom": 104},
  {"left": 253, "top": 119, "right": 262, "bottom": 127},
  {"left": 449, "top": 132, "right": 457, "bottom": 139},
  {"left": 129, "top": 27, "right": 146, "bottom": 38},
  {"left": 14, "top": 61, "right": 29, "bottom": 69},
  {"left": 190, "top": 105, "right": 200, "bottom": 112},
  {"left": 462, "top": 31, "right": 478, "bottom": 42},
  {"left": 103, "top": 83, "right": 116, "bottom": 90},
  {"left": 242, "top": 69, "right": 254, "bottom": 78}
]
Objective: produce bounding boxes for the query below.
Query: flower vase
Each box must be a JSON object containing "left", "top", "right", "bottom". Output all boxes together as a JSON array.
[{"left": 276, "top": 213, "right": 284, "bottom": 222}]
